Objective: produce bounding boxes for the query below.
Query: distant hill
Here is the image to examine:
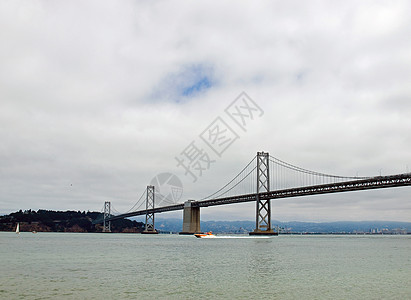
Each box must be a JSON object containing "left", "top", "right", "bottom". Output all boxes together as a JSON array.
[
  {"left": 155, "top": 218, "right": 411, "bottom": 234},
  {"left": 0, "top": 210, "right": 144, "bottom": 233}
]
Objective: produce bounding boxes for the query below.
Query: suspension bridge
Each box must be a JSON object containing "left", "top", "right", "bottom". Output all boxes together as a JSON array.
[{"left": 93, "top": 152, "right": 411, "bottom": 235}]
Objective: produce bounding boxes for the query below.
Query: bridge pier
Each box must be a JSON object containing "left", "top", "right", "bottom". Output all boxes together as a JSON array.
[{"left": 180, "top": 200, "right": 201, "bottom": 235}]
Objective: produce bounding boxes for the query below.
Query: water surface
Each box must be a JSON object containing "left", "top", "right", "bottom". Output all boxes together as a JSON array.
[{"left": 1, "top": 232, "right": 410, "bottom": 299}]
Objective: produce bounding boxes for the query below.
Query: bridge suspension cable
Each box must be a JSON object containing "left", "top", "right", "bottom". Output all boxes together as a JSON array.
[
  {"left": 201, "top": 155, "right": 257, "bottom": 200},
  {"left": 92, "top": 203, "right": 107, "bottom": 224},
  {"left": 269, "top": 155, "right": 370, "bottom": 190},
  {"left": 269, "top": 155, "right": 368, "bottom": 179},
  {"left": 201, "top": 154, "right": 374, "bottom": 201},
  {"left": 123, "top": 189, "right": 147, "bottom": 213},
  {"left": 110, "top": 205, "right": 122, "bottom": 216},
  {"left": 96, "top": 188, "right": 148, "bottom": 220},
  {"left": 156, "top": 190, "right": 179, "bottom": 207}
]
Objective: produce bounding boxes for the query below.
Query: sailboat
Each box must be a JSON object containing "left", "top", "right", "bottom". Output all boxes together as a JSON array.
[{"left": 16, "top": 223, "right": 20, "bottom": 234}]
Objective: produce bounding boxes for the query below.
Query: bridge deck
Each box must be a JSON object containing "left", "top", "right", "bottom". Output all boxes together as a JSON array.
[{"left": 102, "top": 173, "right": 411, "bottom": 223}]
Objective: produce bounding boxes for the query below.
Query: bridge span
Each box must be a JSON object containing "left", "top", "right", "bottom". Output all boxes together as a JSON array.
[{"left": 95, "top": 152, "right": 411, "bottom": 235}]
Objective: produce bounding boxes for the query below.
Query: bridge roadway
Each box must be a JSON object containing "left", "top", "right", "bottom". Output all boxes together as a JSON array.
[{"left": 104, "top": 173, "right": 411, "bottom": 222}]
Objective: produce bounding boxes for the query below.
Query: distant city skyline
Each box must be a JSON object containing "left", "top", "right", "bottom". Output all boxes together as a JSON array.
[{"left": 1, "top": 1, "right": 410, "bottom": 222}]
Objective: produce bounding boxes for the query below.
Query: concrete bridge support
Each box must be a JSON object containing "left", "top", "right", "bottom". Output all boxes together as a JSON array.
[
  {"left": 180, "top": 200, "right": 201, "bottom": 234},
  {"left": 142, "top": 185, "right": 158, "bottom": 234}
]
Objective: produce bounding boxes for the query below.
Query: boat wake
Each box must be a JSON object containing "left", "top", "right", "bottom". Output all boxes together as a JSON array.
[{"left": 202, "top": 235, "right": 272, "bottom": 239}]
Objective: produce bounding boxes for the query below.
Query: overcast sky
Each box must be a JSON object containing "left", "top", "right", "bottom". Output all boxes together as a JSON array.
[{"left": 1, "top": 1, "right": 410, "bottom": 222}]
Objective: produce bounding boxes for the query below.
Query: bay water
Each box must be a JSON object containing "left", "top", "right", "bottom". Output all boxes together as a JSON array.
[{"left": 1, "top": 232, "right": 410, "bottom": 299}]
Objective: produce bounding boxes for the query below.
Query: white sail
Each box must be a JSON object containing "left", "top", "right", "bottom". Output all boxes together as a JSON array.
[{"left": 16, "top": 223, "right": 20, "bottom": 234}]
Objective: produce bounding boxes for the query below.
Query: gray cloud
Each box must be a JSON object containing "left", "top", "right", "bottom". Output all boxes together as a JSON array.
[{"left": 0, "top": 1, "right": 410, "bottom": 222}]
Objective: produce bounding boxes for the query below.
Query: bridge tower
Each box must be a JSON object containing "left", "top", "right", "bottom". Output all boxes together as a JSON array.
[
  {"left": 142, "top": 185, "right": 158, "bottom": 234},
  {"left": 103, "top": 201, "right": 111, "bottom": 233},
  {"left": 250, "top": 151, "right": 277, "bottom": 235}
]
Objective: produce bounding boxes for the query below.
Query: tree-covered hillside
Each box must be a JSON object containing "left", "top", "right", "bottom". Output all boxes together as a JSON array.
[{"left": 0, "top": 209, "right": 144, "bottom": 233}]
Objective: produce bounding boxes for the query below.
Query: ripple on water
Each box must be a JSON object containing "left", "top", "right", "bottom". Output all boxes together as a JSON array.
[{"left": 1, "top": 233, "right": 410, "bottom": 299}]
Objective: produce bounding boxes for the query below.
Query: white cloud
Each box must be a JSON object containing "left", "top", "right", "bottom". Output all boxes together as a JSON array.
[{"left": 0, "top": 1, "right": 410, "bottom": 223}]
